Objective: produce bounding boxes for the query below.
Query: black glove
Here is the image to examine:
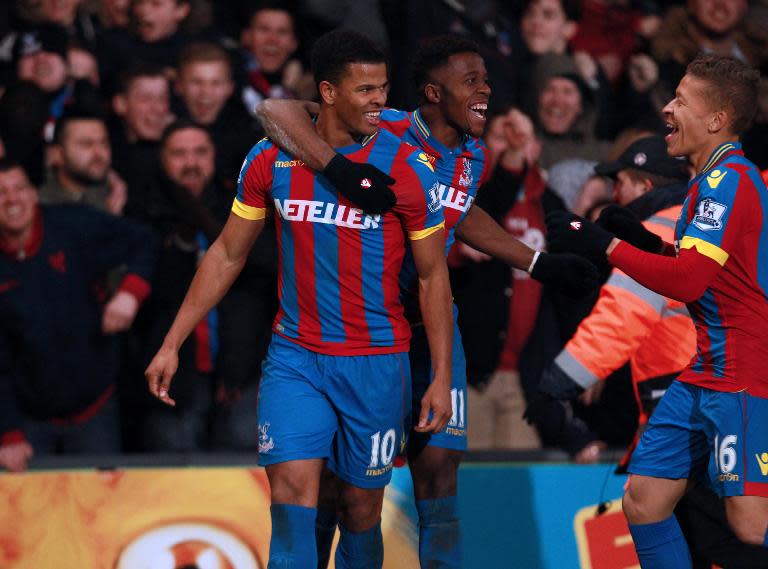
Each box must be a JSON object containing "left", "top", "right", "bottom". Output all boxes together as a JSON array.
[
  {"left": 538, "top": 362, "right": 585, "bottom": 400},
  {"left": 597, "top": 205, "right": 662, "bottom": 253},
  {"left": 323, "top": 153, "right": 397, "bottom": 214},
  {"left": 530, "top": 251, "right": 600, "bottom": 297},
  {"left": 545, "top": 211, "right": 615, "bottom": 264}
]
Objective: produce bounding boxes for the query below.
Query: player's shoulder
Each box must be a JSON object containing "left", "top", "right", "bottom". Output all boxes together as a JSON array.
[
  {"left": 239, "top": 137, "right": 279, "bottom": 177},
  {"left": 702, "top": 155, "right": 761, "bottom": 195},
  {"left": 379, "top": 131, "right": 436, "bottom": 176},
  {"left": 247, "top": 136, "right": 277, "bottom": 157},
  {"left": 380, "top": 107, "right": 410, "bottom": 124}
]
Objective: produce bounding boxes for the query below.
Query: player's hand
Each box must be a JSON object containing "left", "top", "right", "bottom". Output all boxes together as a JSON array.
[
  {"left": 101, "top": 290, "right": 139, "bottom": 334},
  {"left": 530, "top": 251, "right": 600, "bottom": 297},
  {"left": 545, "top": 211, "right": 615, "bottom": 264},
  {"left": 415, "top": 377, "right": 452, "bottom": 434},
  {"left": 0, "top": 440, "right": 33, "bottom": 472},
  {"left": 322, "top": 153, "right": 397, "bottom": 214},
  {"left": 145, "top": 346, "right": 179, "bottom": 407},
  {"left": 596, "top": 205, "right": 662, "bottom": 253}
]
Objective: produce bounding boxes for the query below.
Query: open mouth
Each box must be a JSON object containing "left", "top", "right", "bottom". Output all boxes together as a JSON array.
[
  {"left": 364, "top": 110, "right": 381, "bottom": 125},
  {"left": 469, "top": 103, "right": 487, "bottom": 120},
  {"left": 665, "top": 121, "right": 679, "bottom": 143}
]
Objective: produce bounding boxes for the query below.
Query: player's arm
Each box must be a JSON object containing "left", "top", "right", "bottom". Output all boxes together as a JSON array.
[
  {"left": 547, "top": 211, "right": 723, "bottom": 302},
  {"left": 255, "top": 99, "right": 327, "bottom": 169},
  {"left": 410, "top": 229, "right": 454, "bottom": 434},
  {"left": 146, "top": 213, "right": 264, "bottom": 406},
  {"left": 607, "top": 241, "right": 721, "bottom": 302},
  {"left": 255, "top": 99, "right": 396, "bottom": 213},
  {"left": 456, "top": 205, "right": 599, "bottom": 296}
]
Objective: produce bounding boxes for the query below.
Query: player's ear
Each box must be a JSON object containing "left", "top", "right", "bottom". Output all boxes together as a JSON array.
[
  {"left": 318, "top": 80, "right": 336, "bottom": 105},
  {"left": 708, "top": 110, "right": 727, "bottom": 134},
  {"left": 424, "top": 83, "right": 441, "bottom": 104}
]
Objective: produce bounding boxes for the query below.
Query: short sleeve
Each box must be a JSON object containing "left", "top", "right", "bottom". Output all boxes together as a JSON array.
[
  {"left": 394, "top": 150, "right": 444, "bottom": 241},
  {"left": 680, "top": 166, "right": 748, "bottom": 266},
  {"left": 232, "top": 139, "right": 276, "bottom": 221}
]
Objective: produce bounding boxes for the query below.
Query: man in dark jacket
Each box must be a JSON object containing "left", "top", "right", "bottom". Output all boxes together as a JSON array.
[{"left": 0, "top": 159, "right": 155, "bottom": 471}]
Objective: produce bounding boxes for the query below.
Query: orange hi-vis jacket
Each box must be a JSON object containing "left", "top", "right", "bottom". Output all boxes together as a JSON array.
[{"left": 553, "top": 205, "right": 696, "bottom": 426}]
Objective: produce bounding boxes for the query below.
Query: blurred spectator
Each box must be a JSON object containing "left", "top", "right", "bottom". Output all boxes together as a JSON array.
[
  {"left": 39, "top": 113, "right": 127, "bottom": 215},
  {"left": 96, "top": 0, "right": 131, "bottom": 31},
  {"left": 529, "top": 135, "right": 692, "bottom": 463},
  {"left": 98, "top": 0, "right": 193, "bottom": 94},
  {"left": 141, "top": 122, "right": 221, "bottom": 451},
  {"left": 570, "top": 0, "right": 660, "bottom": 85},
  {"left": 109, "top": 64, "right": 173, "bottom": 220},
  {"left": 0, "top": 81, "right": 50, "bottom": 185},
  {"left": 0, "top": 159, "right": 155, "bottom": 471},
  {"left": 240, "top": 1, "right": 314, "bottom": 114},
  {"left": 533, "top": 53, "right": 611, "bottom": 169},
  {"left": 454, "top": 108, "right": 546, "bottom": 450},
  {"left": 140, "top": 121, "right": 276, "bottom": 451},
  {"left": 33, "top": 0, "right": 99, "bottom": 48},
  {"left": 12, "top": 24, "right": 102, "bottom": 123},
  {"left": 624, "top": 0, "right": 768, "bottom": 129},
  {"left": 546, "top": 158, "right": 598, "bottom": 212},
  {"left": 174, "top": 42, "right": 262, "bottom": 189},
  {"left": 298, "top": 0, "right": 388, "bottom": 49},
  {"left": 519, "top": 0, "right": 579, "bottom": 57}
]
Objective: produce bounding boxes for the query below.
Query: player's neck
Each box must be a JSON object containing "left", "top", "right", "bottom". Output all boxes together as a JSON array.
[
  {"left": 692, "top": 134, "right": 737, "bottom": 174},
  {"left": 419, "top": 105, "right": 462, "bottom": 149},
  {"left": 315, "top": 110, "right": 362, "bottom": 149}
]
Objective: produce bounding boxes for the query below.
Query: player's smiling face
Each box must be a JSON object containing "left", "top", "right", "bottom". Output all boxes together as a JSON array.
[
  {"left": 329, "top": 62, "right": 389, "bottom": 139},
  {"left": 662, "top": 74, "right": 715, "bottom": 159},
  {"left": 431, "top": 52, "right": 490, "bottom": 138}
]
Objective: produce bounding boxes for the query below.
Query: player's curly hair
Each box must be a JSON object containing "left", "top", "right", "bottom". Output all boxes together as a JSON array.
[
  {"left": 310, "top": 29, "right": 386, "bottom": 87},
  {"left": 686, "top": 55, "right": 760, "bottom": 135},
  {"left": 411, "top": 35, "right": 481, "bottom": 100}
]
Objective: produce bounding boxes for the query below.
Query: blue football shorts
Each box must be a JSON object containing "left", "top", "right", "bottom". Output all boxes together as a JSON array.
[
  {"left": 257, "top": 334, "right": 411, "bottom": 489},
  {"left": 629, "top": 380, "right": 768, "bottom": 497},
  {"left": 408, "top": 307, "right": 467, "bottom": 453}
]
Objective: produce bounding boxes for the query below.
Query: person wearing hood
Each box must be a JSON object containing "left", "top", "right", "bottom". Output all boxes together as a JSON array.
[{"left": 532, "top": 52, "right": 611, "bottom": 170}]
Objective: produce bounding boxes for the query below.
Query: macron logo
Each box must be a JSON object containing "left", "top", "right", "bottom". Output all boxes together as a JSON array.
[{"left": 274, "top": 199, "right": 381, "bottom": 229}]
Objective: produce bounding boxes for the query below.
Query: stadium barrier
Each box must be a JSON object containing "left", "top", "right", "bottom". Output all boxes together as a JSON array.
[{"left": 0, "top": 452, "right": 638, "bottom": 568}]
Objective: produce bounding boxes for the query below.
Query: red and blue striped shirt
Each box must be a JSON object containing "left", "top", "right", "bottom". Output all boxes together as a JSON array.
[
  {"left": 232, "top": 129, "right": 443, "bottom": 356},
  {"left": 378, "top": 108, "right": 491, "bottom": 304},
  {"left": 674, "top": 142, "right": 768, "bottom": 397}
]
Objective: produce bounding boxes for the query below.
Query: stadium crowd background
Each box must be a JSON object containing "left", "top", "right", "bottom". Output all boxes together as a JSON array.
[{"left": 1, "top": 0, "right": 768, "bottom": 467}]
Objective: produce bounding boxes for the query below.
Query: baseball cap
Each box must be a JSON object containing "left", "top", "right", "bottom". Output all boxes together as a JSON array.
[
  {"left": 594, "top": 135, "right": 688, "bottom": 180},
  {"left": 13, "top": 25, "right": 69, "bottom": 62}
]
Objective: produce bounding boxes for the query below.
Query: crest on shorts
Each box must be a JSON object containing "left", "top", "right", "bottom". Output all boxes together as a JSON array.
[
  {"left": 258, "top": 422, "right": 275, "bottom": 454},
  {"left": 692, "top": 198, "right": 727, "bottom": 231}
]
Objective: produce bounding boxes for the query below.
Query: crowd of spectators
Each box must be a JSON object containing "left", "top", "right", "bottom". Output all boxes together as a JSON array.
[{"left": 1, "top": 0, "right": 768, "bottom": 470}]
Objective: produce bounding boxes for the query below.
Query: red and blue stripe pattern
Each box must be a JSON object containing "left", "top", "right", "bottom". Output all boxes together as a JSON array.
[
  {"left": 674, "top": 142, "right": 768, "bottom": 397},
  {"left": 379, "top": 108, "right": 491, "bottom": 300},
  {"left": 232, "top": 131, "right": 443, "bottom": 356}
]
